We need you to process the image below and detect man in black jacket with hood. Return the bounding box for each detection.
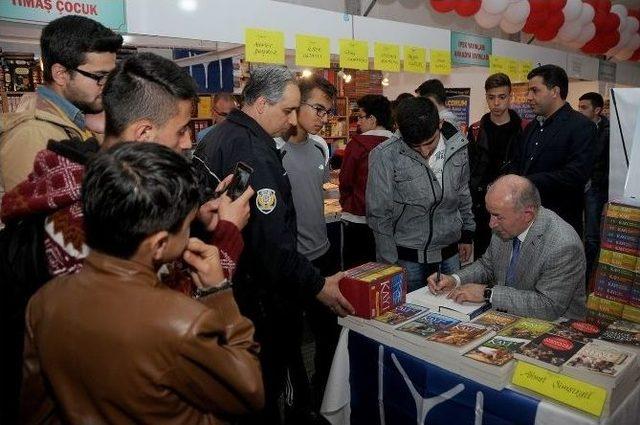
[579,91,610,282]
[468,73,524,257]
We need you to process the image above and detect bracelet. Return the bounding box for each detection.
[194,279,232,299]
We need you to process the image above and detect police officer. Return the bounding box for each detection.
[195,66,353,425]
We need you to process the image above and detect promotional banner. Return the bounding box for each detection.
[451,31,491,67]
[445,87,470,135]
[348,332,539,425]
[511,82,536,121]
[0,0,126,30]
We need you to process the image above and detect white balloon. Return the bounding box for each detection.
[626,17,640,35]
[628,33,640,51]
[500,18,526,33]
[607,31,630,57]
[575,22,596,46]
[557,19,583,42]
[482,0,510,16]
[503,0,530,24]
[615,48,634,61]
[611,5,628,34]
[579,3,595,25]
[563,0,583,22]
[474,7,503,29]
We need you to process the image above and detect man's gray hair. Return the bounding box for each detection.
[514,179,541,211]
[242,66,296,105]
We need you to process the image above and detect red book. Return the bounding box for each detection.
[339,262,407,319]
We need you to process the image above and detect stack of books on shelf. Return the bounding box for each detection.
[588,202,640,325]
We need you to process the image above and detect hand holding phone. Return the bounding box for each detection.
[224,162,254,201]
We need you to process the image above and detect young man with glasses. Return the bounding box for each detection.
[0,15,122,193]
[339,94,393,269]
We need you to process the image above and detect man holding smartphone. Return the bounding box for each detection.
[196,66,353,425]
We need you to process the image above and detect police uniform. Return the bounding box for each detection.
[195,109,325,423]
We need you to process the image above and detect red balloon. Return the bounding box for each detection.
[523,10,548,33]
[596,0,611,13]
[581,39,607,54]
[547,11,565,29]
[529,0,547,12]
[593,11,607,29]
[549,0,567,12]
[603,13,620,33]
[535,26,560,41]
[430,0,456,13]
[630,47,640,61]
[601,31,620,50]
[455,0,481,17]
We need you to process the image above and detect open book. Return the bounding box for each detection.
[406,287,490,321]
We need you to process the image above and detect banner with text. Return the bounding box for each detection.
[451,32,491,67]
[445,87,470,135]
[0,0,126,30]
[245,28,285,65]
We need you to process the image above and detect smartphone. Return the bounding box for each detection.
[225,161,254,200]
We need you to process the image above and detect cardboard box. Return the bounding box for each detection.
[339,262,406,319]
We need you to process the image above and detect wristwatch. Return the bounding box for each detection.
[194,279,232,299]
[483,286,492,303]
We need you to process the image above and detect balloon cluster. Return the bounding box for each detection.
[429,0,640,61]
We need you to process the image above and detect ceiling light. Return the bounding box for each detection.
[179,0,197,12]
[302,69,313,78]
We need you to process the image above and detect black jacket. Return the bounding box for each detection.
[194,110,324,306]
[509,102,596,233]
[591,115,610,193]
[467,109,523,209]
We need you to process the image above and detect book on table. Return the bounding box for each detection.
[552,319,605,343]
[397,312,460,339]
[498,317,555,340]
[600,319,640,346]
[464,334,530,367]
[471,310,519,332]
[514,333,585,372]
[373,303,429,328]
[427,322,494,354]
[406,287,490,321]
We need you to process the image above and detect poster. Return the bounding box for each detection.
[511,82,535,122]
[445,87,470,135]
[451,32,491,67]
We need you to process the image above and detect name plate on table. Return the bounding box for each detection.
[511,361,607,417]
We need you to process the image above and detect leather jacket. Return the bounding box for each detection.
[21,251,264,424]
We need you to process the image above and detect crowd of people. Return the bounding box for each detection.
[0,15,609,425]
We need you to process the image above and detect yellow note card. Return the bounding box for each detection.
[429,49,451,75]
[519,60,533,82]
[512,361,607,417]
[340,39,369,70]
[296,34,330,68]
[374,42,400,72]
[403,45,427,74]
[245,28,285,65]
[489,55,507,75]
[506,58,519,81]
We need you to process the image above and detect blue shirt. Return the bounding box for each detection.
[36,86,86,130]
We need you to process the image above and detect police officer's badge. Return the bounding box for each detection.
[256,188,277,214]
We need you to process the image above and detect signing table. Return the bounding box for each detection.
[320,318,640,425]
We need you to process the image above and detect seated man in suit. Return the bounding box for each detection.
[427,174,586,320]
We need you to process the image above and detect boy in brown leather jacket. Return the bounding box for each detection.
[21,142,264,425]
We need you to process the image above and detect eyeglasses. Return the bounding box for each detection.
[73,68,109,85]
[302,102,334,118]
[355,114,370,120]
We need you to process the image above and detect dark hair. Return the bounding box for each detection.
[395,96,439,146]
[415,79,446,105]
[298,75,337,103]
[40,16,123,83]
[102,52,198,137]
[527,64,569,100]
[579,92,604,109]
[357,94,393,131]
[213,92,236,105]
[485,73,512,92]
[395,93,414,103]
[82,142,200,259]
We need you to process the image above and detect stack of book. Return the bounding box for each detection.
[405,287,491,321]
[589,202,640,324]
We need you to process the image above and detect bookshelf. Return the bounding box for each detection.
[1,51,42,113]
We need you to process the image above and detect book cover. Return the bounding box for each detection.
[397,312,460,338]
[339,262,406,318]
[553,319,605,343]
[565,342,633,378]
[428,322,490,347]
[601,320,640,346]
[464,335,529,366]
[622,304,640,324]
[516,333,585,371]
[471,311,519,332]
[374,303,428,326]
[499,318,555,340]
[406,288,490,320]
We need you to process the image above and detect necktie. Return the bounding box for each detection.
[506,238,521,287]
